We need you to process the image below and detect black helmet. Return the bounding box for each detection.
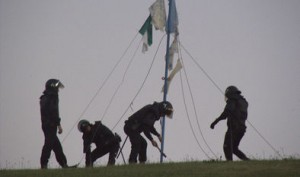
[225,86,241,98]
[78,119,90,133]
[45,79,64,91]
[159,101,174,118]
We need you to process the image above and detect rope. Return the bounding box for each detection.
[179,71,212,159]
[80,38,144,167]
[246,120,283,158]
[72,34,166,166]
[178,40,218,159]
[111,34,166,131]
[59,27,283,165]
[180,42,282,159]
[100,39,142,122]
[54,33,140,166]
[60,33,140,144]
[180,44,224,95]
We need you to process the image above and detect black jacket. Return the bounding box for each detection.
[216,93,248,130]
[82,121,115,154]
[40,90,61,127]
[125,102,161,141]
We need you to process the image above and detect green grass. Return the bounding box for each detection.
[1,159,300,177]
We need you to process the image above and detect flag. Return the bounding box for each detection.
[149,0,166,31]
[139,15,153,53]
[167,35,179,70]
[161,59,182,93]
[166,0,178,34]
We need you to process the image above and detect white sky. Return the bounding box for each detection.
[1,0,300,169]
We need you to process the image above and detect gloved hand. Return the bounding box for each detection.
[158,134,163,142]
[58,125,63,134]
[210,120,217,129]
[151,139,158,147]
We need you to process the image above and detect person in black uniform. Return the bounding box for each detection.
[78,120,121,167]
[40,79,68,169]
[124,101,173,164]
[210,86,250,161]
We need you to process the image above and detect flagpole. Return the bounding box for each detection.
[160,0,174,163]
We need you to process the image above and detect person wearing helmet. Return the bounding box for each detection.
[210,86,250,161]
[123,101,173,164]
[78,120,121,167]
[40,79,69,169]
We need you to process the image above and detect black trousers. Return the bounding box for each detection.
[223,128,249,161]
[124,124,147,163]
[40,125,67,168]
[86,141,120,167]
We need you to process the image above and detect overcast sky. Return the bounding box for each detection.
[1,0,300,169]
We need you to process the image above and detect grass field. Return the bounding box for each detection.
[1,159,299,177]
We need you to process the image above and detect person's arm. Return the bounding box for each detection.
[210,100,235,129]
[53,96,63,133]
[50,95,61,126]
[143,127,154,141]
[143,129,158,147]
[142,113,161,147]
[85,150,92,167]
[83,136,92,167]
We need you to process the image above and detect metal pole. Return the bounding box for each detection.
[160,0,173,163]
[117,136,128,159]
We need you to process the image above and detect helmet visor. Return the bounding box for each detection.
[165,108,174,119]
[56,81,65,89]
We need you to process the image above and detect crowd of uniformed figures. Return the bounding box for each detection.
[40,79,249,169]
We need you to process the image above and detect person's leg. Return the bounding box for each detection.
[223,130,233,161]
[128,134,141,164]
[232,129,249,160]
[108,142,120,165]
[40,139,52,168]
[138,136,147,163]
[89,147,108,166]
[52,135,68,167]
[40,126,55,168]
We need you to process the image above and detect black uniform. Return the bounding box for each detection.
[211,90,249,161]
[40,89,67,168]
[82,121,121,167]
[124,102,162,163]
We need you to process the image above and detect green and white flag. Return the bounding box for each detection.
[139,15,153,53]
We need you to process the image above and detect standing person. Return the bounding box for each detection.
[210,86,250,161]
[124,101,174,164]
[78,120,121,167]
[40,79,69,169]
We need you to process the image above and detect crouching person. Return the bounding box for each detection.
[78,120,121,167]
[124,101,173,164]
